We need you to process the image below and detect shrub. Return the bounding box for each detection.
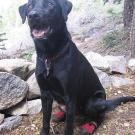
[0,16,6,50]
[102,30,123,47]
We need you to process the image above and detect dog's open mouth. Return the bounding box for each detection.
[32,26,51,39]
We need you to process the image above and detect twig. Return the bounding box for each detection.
[50,125,56,135]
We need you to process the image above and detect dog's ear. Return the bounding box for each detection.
[58,0,72,21]
[19,4,27,24]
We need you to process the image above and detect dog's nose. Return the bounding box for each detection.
[28,11,40,20]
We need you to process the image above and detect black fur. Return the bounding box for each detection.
[19,0,135,135]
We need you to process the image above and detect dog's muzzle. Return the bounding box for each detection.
[28,11,52,39]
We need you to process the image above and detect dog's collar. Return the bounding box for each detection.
[46,41,69,61]
[45,41,70,76]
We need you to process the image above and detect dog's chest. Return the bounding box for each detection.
[46,76,66,104]
[37,57,70,104]
[48,68,71,105]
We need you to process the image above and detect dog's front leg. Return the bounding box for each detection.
[40,90,53,135]
[65,97,76,135]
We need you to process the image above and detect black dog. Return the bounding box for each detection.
[19,0,135,135]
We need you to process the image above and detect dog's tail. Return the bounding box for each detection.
[94,96,135,112]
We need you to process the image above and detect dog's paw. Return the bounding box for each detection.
[80,122,97,135]
[51,111,66,123]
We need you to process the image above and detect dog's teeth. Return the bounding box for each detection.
[32,27,50,38]
[32,30,45,38]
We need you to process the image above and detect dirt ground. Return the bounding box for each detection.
[1,83,135,135]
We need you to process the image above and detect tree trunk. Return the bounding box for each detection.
[123,0,134,29]
[130,9,135,57]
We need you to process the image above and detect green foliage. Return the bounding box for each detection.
[22,49,35,61]
[107,7,122,19]
[107,8,115,14]
[23,53,33,61]
[102,30,123,47]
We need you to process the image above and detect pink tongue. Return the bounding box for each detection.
[32,30,45,38]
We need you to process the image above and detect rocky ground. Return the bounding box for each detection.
[1,84,135,135]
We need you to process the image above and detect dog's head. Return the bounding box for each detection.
[19,0,72,40]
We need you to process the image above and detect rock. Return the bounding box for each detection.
[27,73,41,99]
[27,99,42,115]
[0,72,28,110]
[128,59,135,72]
[9,101,28,116]
[9,99,42,115]
[0,114,4,124]
[94,68,111,88]
[31,52,37,63]
[111,76,135,88]
[104,55,127,74]
[118,90,122,94]
[118,108,123,113]
[27,64,36,78]
[0,116,22,133]
[85,52,109,71]
[0,48,33,60]
[0,59,35,80]
[103,125,107,129]
[123,122,130,127]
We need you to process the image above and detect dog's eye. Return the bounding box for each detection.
[28,4,33,10]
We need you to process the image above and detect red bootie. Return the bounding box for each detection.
[52,111,66,123]
[80,122,97,134]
